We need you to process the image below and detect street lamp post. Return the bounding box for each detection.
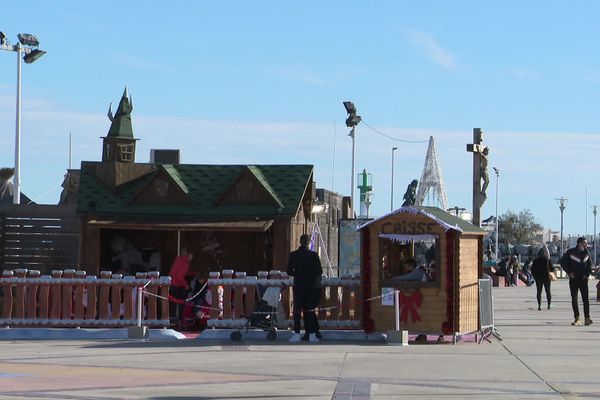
[493,167,499,259]
[556,197,568,256]
[391,147,397,211]
[592,205,598,265]
[0,32,46,204]
[343,102,361,217]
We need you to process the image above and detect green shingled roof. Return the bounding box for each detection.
[413,206,485,234]
[77,163,313,219]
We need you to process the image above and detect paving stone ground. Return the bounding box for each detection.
[1,279,599,399]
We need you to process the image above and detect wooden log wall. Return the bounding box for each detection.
[0,269,170,327]
[0,204,80,272]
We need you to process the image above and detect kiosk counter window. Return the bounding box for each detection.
[379,233,440,289]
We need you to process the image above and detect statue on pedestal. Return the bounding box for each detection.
[479,147,489,206]
[402,179,419,207]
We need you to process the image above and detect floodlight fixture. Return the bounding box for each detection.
[23,49,46,64]
[0,31,46,204]
[17,33,39,47]
[345,114,362,127]
[343,101,357,115]
[343,101,361,127]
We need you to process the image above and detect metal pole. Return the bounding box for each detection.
[494,168,499,259]
[592,205,598,265]
[13,44,22,204]
[394,289,400,331]
[391,147,397,211]
[560,209,564,256]
[586,188,588,240]
[69,132,72,170]
[350,126,356,217]
[137,286,143,327]
[557,197,568,257]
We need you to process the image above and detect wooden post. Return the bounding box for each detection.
[135,273,147,322]
[110,274,123,321]
[123,276,135,321]
[222,270,234,320]
[85,275,98,321]
[61,269,76,320]
[26,270,40,319]
[341,275,352,322]
[318,285,328,322]
[147,271,160,321]
[74,270,87,321]
[233,272,246,319]
[1,270,14,320]
[158,276,170,323]
[98,271,112,321]
[279,272,291,323]
[50,270,63,320]
[14,269,27,319]
[329,278,340,322]
[245,276,258,317]
[208,272,220,320]
[38,274,50,320]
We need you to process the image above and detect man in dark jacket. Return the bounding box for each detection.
[560,237,593,326]
[287,234,323,343]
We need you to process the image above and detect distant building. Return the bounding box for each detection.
[312,188,348,275]
[535,228,558,244]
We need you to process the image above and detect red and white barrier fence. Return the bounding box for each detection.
[0,269,170,327]
[206,270,362,329]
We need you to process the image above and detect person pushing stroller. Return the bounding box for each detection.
[287,234,322,343]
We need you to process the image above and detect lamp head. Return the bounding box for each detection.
[23,49,46,64]
[345,114,362,127]
[17,33,40,47]
[343,101,357,115]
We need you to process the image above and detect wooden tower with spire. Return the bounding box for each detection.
[102,87,138,163]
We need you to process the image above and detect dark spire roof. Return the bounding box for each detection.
[106,87,134,139]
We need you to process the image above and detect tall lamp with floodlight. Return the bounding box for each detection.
[592,205,598,265]
[343,101,361,217]
[391,147,397,211]
[493,167,499,259]
[556,197,568,257]
[0,31,46,204]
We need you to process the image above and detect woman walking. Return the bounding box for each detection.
[531,247,554,310]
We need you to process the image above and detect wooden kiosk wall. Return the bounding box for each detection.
[361,210,483,336]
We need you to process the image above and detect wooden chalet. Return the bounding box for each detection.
[358,206,486,337]
[77,89,315,276]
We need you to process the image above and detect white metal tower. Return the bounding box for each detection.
[415,136,449,210]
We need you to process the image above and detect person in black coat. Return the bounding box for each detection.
[531,247,553,310]
[287,234,323,343]
[560,237,593,326]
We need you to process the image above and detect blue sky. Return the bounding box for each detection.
[1,1,599,236]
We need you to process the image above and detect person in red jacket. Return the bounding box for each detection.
[168,248,194,325]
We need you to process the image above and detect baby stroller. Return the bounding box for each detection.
[230,285,283,341]
[180,277,210,331]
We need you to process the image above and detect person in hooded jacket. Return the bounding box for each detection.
[531,247,554,310]
[560,237,593,326]
[287,234,323,343]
